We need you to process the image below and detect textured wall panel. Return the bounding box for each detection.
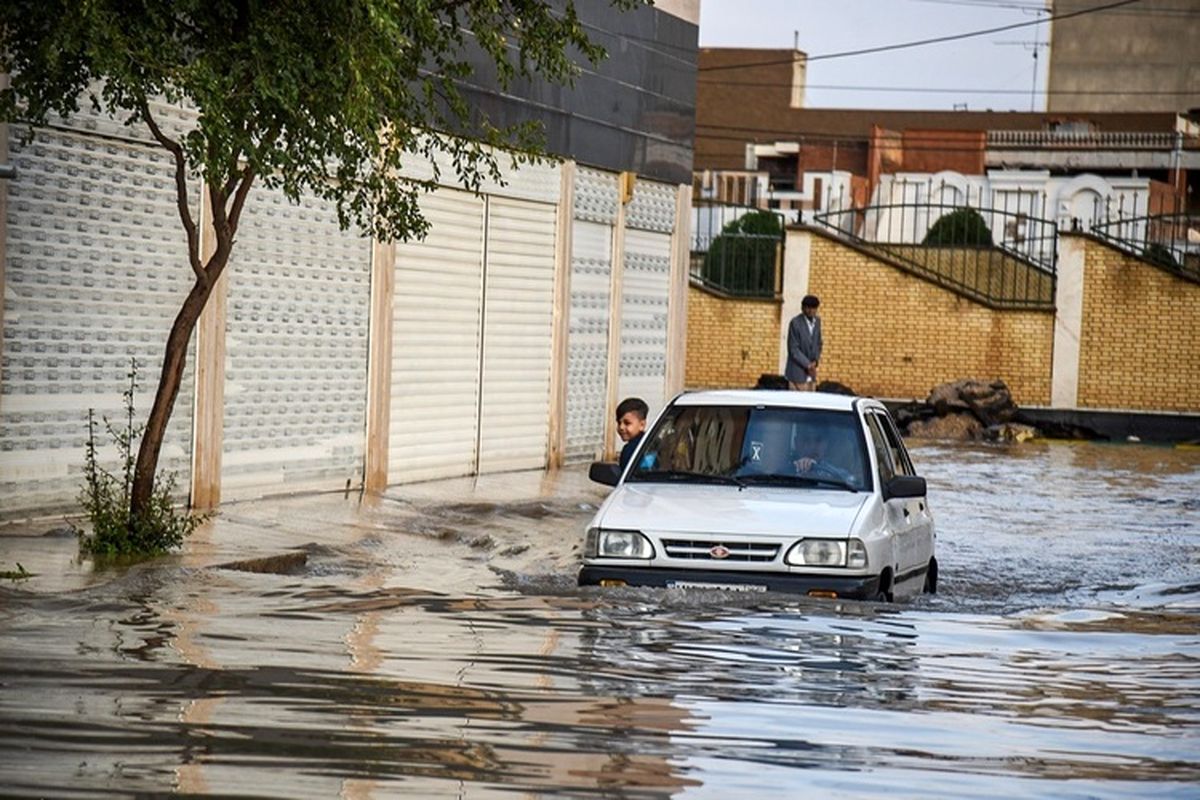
[477,198,557,473]
[574,167,620,225]
[618,228,673,419]
[389,189,486,483]
[399,139,561,205]
[564,220,614,461]
[221,190,372,496]
[626,178,677,233]
[1,127,196,518]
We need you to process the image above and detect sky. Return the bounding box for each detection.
[698,0,1055,112]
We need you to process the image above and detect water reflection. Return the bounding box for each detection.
[0,441,1197,797]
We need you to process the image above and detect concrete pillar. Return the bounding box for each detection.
[363,239,396,493]
[546,160,575,470]
[777,227,813,375]
[664,183,692,399]
[1051,233,1086,409]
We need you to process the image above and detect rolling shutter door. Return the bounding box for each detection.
[565,168,619,461]
[221,190,372,497]
[389,189,485,483]
[1,126,196,517]
[477,198,557,473]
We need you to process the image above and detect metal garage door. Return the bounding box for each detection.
[221,189,372,497]
[1,122,197,518]
[477,197,557,473]
[565,167,620,461]
[388,189,486,483]
[618,181,677,418]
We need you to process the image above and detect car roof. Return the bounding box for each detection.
[671,390,882,412]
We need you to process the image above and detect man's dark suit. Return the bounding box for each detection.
[784,313,822,385]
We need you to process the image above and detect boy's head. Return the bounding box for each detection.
[615,397,649,442]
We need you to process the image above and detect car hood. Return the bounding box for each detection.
[596,483,869,539]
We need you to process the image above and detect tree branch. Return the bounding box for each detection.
[138,97,206,286]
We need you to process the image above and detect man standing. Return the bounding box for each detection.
[785,294,822,391]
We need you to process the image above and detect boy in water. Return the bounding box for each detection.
[615,397,649,469]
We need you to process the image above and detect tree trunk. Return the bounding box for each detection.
[128,267,222,520]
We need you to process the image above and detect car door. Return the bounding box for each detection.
[865,411,921,577]
[880,412,934,575]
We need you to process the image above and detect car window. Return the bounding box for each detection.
[880,413,916,476]
[864,414,896,486]
[629,404,871,491]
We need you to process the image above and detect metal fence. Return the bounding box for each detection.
[1089,209,1200,285]
[812,190,1058,309]
[690,201,785,298]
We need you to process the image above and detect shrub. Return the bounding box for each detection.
[1144,242,1179,269]
[923,207,993,247]
[702,210,782,295]
[74,361,206,559]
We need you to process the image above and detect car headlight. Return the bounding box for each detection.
[586,528,654,559]
[785,538,868,568]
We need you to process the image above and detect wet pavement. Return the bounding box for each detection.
[1,440,1198,798]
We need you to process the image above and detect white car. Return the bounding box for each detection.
[579,390,937,601]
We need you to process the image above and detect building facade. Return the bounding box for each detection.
[0,2,700,521]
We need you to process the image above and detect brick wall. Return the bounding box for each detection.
[1077,240,1200,412]
[685,286,781,389]
[805,235,1055,404]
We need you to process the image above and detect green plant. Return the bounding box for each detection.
[923,207,993,247]
[702,210,782,295]
[1143,242,1179,269]
[74,361,206,559]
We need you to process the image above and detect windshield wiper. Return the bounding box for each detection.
[737,473,859,492]
[632,469,746,488]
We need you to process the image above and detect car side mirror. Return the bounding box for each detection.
[884,475,927,499]
[589,461,622,487]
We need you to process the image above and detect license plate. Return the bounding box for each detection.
[668,581,767,593]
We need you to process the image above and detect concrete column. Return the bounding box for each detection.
[777,227,813,375]
[1051,233,1086,409]
[190,186,225,509]
[546,160,575,470]
[602,175,629,460]
[363,239,396,492]
[664,183,692,398]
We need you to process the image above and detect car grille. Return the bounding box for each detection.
[661,539,780,563]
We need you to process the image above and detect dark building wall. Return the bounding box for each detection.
[460,2,698,185]
[1048,0,1200,114]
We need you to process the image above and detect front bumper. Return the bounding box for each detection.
[578,564,882,599]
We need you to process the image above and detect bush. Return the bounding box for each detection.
[923,207,993,247]
[74,360,207,559]
[1144,242,1179,269]
[702,210,782,295]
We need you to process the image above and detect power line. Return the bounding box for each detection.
[698,0,1144,72]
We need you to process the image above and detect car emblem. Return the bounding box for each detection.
[709,544,731,559]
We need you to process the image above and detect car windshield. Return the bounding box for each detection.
[627,404,871,492]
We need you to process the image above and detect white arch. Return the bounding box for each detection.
[929,170,971,205]
[1055,173,1112,230]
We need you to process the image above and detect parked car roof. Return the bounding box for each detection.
[673,390,870,412]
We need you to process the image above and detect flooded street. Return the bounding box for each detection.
[1,441,1198,798]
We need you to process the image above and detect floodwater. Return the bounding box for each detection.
[1,441,1198,799]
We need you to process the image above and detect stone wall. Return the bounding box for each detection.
[685,285,780,389]
[1076,239,1200,412]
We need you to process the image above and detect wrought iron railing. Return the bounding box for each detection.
[812,197,1058,308]
[1090,212,1200,283]
[690,201,784,298]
